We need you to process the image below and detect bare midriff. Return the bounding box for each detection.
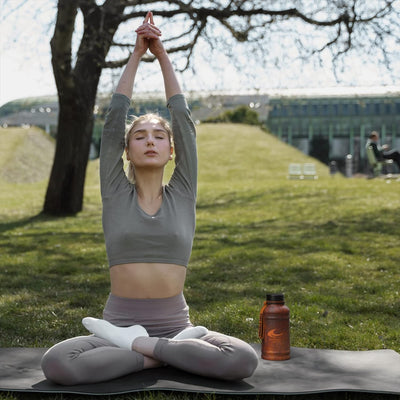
[110,262,186,299]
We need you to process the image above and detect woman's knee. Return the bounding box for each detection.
[224,343,259,380]
[41,346,81,385]
[203,333,259,380]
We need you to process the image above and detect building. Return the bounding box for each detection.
[3,87,400,173]
[189,92,269,123]
[0,101,58,135]
[265,86,400,173]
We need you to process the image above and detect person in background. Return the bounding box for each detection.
[366,131,400,170]
[40,11,258,385]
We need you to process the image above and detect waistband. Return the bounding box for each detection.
[103,292,192,337]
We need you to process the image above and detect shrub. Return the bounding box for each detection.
[205,105,259,125]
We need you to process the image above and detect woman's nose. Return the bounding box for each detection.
[146,136,154,145]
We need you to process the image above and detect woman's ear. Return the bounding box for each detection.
[125,147,130,161]
[169,146,174,160]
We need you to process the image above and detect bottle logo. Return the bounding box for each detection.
[267,328,286,339]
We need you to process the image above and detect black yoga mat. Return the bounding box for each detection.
[1,345,399,395]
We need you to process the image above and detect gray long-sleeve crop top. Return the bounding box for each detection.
[100,93,197,268]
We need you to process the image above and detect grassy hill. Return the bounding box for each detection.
[0,124,399,400]
[0,127,56,219]
[0,123,330,218]
[0,126,55,183]
[196,123,330,188]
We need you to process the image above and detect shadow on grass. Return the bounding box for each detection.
[195,205,400,255]
[0,212,109,345]
[197,190,269,211]
[1,200,399,347]
[0,213,45,234]
[189,206,400,317]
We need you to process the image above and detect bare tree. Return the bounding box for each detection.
[41,0,399,215]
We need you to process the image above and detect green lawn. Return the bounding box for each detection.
[0,125,399,400]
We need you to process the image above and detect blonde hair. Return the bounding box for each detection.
[125,113,173,184]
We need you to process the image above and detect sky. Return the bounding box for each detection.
[1,0,400,107]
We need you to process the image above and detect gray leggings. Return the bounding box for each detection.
[41,293,258,385]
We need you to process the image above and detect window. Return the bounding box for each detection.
[312,104,319,116]
[270,105,279,117]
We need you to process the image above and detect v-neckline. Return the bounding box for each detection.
[135,186,164,218]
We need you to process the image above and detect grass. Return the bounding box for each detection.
[0,125,399,400]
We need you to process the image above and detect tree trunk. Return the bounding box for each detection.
[43,89,95,215]
[43,0,124,215]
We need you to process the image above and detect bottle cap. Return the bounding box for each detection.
[266,293,284,301]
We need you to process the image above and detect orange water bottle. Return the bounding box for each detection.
[258,293,290,360]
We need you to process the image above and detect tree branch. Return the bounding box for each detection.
[102,1,400,76]
[50,0,79,94]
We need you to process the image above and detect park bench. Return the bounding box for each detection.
[366,145,393,177]
[303,163,318,180]
[288,163,318,180]
[288,163,303,179]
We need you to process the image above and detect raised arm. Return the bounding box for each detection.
[115,12,161,98]
[136,12,181,100]
[100,13,161,197]
[134,14,196,195]
[156,50,182,100]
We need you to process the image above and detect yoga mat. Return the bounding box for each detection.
[0,345,399,395]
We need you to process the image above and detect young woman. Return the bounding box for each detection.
[41,12,258,385]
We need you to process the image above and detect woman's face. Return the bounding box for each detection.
[126,119,173,170]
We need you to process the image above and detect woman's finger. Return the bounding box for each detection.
[136,24,161,33]
[136,24,161,36]
[138,32,161,41]
[143,11,151,23]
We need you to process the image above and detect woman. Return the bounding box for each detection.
[41,12,258,385]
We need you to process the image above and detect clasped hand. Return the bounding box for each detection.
[134,11,164,58]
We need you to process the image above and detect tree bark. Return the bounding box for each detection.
[43,0,123,215]
[43,88,95,215]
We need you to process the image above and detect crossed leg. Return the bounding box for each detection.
[82,318,258,381]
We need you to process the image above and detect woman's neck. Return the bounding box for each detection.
[134,171,164,201]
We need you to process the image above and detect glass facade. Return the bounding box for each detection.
[266,94,400,173]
